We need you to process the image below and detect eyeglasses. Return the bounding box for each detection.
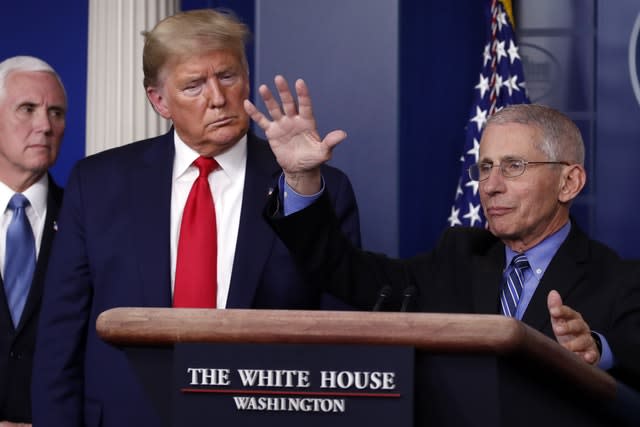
[468,158,570,181]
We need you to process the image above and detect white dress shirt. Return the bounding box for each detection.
[0,174,49,275]
[170,131,247,308]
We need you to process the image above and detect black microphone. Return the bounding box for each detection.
[400,286,418,312]
[372,285,392,311]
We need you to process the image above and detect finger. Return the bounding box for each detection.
[581,349,599,364]
[243,99,272,131]
[546,290,563,316]
[274,75,298,117]
[296,78,315,120]
[323,130,348,149]
[258,83,284,120]
[554,314,588,336]
[559,332,596,353]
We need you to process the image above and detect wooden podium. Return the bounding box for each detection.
[97,308,626,426]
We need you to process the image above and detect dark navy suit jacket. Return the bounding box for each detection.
[32,131,360,427]
[267,191,640,391]
[0,176,62,423]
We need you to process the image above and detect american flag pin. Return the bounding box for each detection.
[267,187,274,196]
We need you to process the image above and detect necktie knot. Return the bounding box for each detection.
[511,254,530,272]
[194,156,218,178]
[8,193,30,211]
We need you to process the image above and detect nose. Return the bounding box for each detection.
[481,165,505,195]
[33,108,53,134]
[206,79,226,108]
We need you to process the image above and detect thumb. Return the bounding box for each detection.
[547,290,562,317]
[323,130,348,149]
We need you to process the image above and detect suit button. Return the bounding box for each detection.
[9,351,22,359]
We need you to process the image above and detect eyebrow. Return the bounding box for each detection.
[479,155,522,163]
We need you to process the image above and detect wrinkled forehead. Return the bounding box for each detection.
[4,70,66,104]
[156,49,247,85]
[479,122,543,162]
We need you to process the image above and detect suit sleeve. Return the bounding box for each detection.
[266,189,411,310]
[32,164,92,427]
[323,167,362,248]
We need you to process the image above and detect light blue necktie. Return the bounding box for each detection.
[4,194,36,327]
[500,254,530,317]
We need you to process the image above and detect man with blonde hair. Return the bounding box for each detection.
[33,9,359,427]
[0,55,66,427]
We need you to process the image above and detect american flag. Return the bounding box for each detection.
[447,0,530,228]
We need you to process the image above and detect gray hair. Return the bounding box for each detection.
[0,56,67,104]
[486,104,585,165]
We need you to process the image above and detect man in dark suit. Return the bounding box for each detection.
[244,79,639,389]
[0,56,66,426]
[32,9,359,427]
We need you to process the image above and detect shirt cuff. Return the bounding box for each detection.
[279,173,325,216]
[594,331,615,371]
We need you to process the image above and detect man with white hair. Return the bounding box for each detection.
[0,56,66,426]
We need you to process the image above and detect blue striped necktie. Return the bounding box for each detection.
[4,194,36,327]
[500,254,530,317]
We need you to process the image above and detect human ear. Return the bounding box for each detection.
[146,86,171,119]
[558,164,586,203]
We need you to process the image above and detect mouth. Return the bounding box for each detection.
[208,116,234,128]
[485,206,512,217]
[27,144,52,150]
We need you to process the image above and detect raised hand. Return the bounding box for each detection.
[244,75,347,194]
[547,290,600,365]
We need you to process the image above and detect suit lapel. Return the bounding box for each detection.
[522,225,588,331]
[470,240,505,314]
[226,133,281,308]
[0,176,62,333]
[129,131,175,307]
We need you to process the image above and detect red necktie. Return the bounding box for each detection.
[174,156,218,308]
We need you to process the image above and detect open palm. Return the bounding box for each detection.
[244,75,346,174]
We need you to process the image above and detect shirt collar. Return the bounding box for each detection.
[504,221,572,278]
[172,130,247,182]
[0,174,48,219]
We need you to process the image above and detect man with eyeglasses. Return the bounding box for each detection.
[243,83,639,391]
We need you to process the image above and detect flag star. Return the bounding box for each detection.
[504,74,521,96]
[492,73,504,98]
[465,177,479,195]
[519,80,527,91]
[507,40,520,63]
[470,106,488,132]
[497,11,508,31]
[447,206,462,227]
[495,40,507,63]
[483,43,491,66]
[463,202,483,227]
[466,138,480,163]
[475,74,490,99]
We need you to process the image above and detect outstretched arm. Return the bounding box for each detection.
[547,290,600,365]
[244,75,347,195]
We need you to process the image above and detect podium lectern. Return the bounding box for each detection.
[97,308,627,426]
